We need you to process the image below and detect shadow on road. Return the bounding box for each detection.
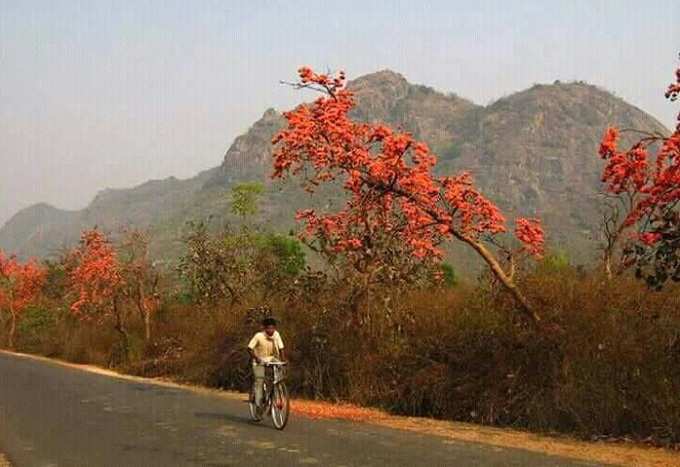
[130,384,184,396]
[194,411,261,427]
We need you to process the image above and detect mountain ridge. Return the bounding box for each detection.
[1,70,669,265]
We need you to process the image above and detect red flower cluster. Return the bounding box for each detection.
[69,229,123,317]
[599,63,680,229]
[0,251,45,315]
[514,218,545,257]
[639,232,662,246]
[598,128,650,198]
[273,67,545,264]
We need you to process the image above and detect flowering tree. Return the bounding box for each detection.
[0,251,46,348]
[68,229,128,358]
[598,57,680,287]
[272,67,545,323]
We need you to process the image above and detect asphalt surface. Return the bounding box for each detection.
[0,352,604,467]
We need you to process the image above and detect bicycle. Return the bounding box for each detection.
[248,361,290,430]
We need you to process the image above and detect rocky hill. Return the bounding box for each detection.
[0,71,668,268]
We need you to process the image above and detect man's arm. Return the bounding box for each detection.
[247,347,262,364]
[247,335,261,364]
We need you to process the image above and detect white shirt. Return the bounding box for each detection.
[248,331,284,361]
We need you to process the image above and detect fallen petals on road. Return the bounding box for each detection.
[292,400,389,422]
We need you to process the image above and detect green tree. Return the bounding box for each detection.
[230,182,264,220]
[541,250,571,273]
[438,141,462,161]
[178,222,306,306]
[439,262,458,287]
[262,234,306,276]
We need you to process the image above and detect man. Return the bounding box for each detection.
[247,317,285,411]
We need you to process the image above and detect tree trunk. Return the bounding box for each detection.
[136,282,151,342]
[394,186,541,324]
[604,251,613,280]
[349,285,367,327]
[458,234,542,324]
[8,306,16,349]
[137,293,146,322]
[112,296,129,363]
[144,310,151,342]
[601,210,631,281]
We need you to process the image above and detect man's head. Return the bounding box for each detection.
[261,317,277,336]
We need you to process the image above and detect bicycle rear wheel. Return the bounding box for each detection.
[271,383,290,430]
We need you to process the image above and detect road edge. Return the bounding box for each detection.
[1,349,677,467]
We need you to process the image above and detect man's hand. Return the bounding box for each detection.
[247,348,261,364]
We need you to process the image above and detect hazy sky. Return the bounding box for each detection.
[1,0,678,227]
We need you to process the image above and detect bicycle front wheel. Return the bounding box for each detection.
[271,383,290,430]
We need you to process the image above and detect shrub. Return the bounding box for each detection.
[16,305,56,352]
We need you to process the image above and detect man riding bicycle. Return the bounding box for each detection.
[247,317,286,413]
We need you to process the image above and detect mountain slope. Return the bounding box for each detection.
[0,71,668,267]
[0,203,81,258]
[443,81,667,259]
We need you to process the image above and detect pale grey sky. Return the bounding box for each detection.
[1,0,678,226]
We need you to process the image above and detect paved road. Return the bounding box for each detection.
[0,352,603,467]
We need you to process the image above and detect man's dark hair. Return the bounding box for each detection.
[262,317,277,326]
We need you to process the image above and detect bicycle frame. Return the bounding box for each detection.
[267,362,286,385]
[262,363,286,401]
